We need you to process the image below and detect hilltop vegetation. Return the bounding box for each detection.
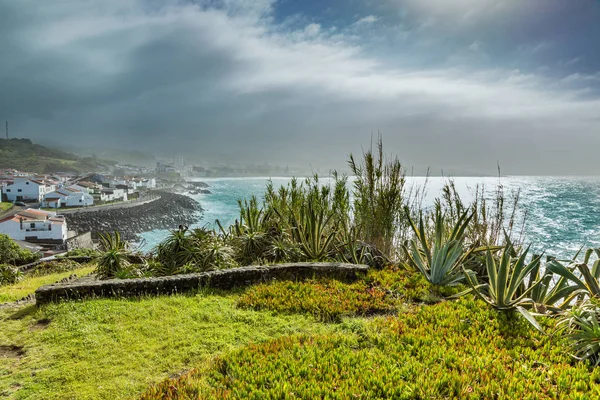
[0,138,114,173]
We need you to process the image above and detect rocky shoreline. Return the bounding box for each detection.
[65,191,202,241]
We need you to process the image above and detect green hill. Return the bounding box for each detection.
[0,138,114,173]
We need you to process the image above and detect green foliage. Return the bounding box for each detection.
[28,259,82,277]
[547,249,600,304]
[143,298,597,400]
[237,268,440,322]
[0,265,95,303]
[0,264,23,286]
[0,138,114,173]
[349,136,407,259]
[153,226,237,274]
[0,234,40,266]
[404,206,475,286]
[0,294,332,399]
[461,244,544,331]
[291,201,337,261]
[557,300,600,366]
[59,248,100,258]
[95,231,132,279]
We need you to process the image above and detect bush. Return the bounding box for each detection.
[59,248,100,258]
[0,233,40,266]
[28,259,83,277]
[0,263,23,285]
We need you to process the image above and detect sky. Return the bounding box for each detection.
[1,0,600,175]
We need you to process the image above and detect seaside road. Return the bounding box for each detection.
[56,194,161,214]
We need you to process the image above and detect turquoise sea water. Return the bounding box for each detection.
[139,176,600,260]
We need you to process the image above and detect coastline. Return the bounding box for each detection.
[64,191,202,242]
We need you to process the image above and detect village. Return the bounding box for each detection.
[0,168,158,258]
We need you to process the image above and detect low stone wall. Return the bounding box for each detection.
[35,262,369,305]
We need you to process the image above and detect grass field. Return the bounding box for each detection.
[1,267,599,399]
[0,266,95,303]
[0,202,13,212]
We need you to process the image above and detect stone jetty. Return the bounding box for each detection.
[64,191,201,241]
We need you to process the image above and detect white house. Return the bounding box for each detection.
[100,188,128,202]
[0,209,68,243]
[42,186,94,208]
[2,178,56,202]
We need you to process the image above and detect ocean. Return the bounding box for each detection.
[138,176,600,260]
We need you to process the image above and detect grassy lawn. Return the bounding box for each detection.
[1,267,599,399]
[0,266,96,303]
[0,202,13,212]
[0,294,333,399]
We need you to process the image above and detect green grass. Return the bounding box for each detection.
[2,267,600,399]
[0,292,334,399]
[0,266,95,303]
[0,202,13,212]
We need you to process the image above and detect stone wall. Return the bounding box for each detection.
[35,262,369,305]
[66,232,94,250]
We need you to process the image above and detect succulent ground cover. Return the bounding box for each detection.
[143,289,600,400]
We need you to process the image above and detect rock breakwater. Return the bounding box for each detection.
[65,191,201,241]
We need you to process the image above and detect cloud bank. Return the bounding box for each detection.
[1,0,599,174]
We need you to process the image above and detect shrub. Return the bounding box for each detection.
[349,136,408,259]
[96,231,132,279]
[28,259,82,277]
[0,263,23,285]
[461,244,544,331]
[558,299,600,366]
[0,233,40,266]
[403,206,475,286]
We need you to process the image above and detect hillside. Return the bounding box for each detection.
[0,138,114,173]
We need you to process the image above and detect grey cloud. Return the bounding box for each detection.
[1,0,599,175]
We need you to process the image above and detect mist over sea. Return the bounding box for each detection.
[139,176,600,260]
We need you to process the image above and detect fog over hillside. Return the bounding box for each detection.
[1,0,600,175]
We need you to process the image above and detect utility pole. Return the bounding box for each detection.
[5,121,7,140]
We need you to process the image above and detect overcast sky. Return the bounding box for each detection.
[2,0,600,174]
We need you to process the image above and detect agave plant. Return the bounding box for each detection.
[291,202,338,261]
[265,234,300,263]
[557,299,600,365]
[403,207,475,286]
[546,248,600,305]
[462,245,544,331]
[96,231,131,279]
[524,257,581,313]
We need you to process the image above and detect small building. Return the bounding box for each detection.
[1,177,56,202]
[100,188,128,202]
[42,186,94,208]
[0,209,68,244]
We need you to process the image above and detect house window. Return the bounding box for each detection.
[6,189,10,192]
[79,199,82,203]
[30,223,35,228]
[17,189,22,192]
[26,182,29,185]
